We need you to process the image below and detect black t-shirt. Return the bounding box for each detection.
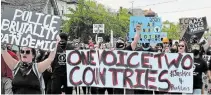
[136,47,154,52]
[51,44,75,76]
[193,57,208,89]
[123,44,154,52]
[51,47,66,76]
[124,45,133,51]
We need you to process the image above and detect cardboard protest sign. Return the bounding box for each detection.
[93,24,105,33]
[188,17,207,34]
[98,37,103,43]
[66,50,194,93]
[180,17,207,44]
[129,16,162,43]
[1,7,62,51]
[179,18,191,38]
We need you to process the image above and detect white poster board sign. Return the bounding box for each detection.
[93,24,104,33]
[98,37,103,43]
[66,50,194,93]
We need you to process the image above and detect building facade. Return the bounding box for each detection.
[56,0,78,20]
[1,0,60,15]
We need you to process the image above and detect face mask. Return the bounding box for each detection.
[59,40,67,49]
[116,43,125,49]
[191,44,200,56]
[19,62,33,76]
[192,49,200,56]
[171,49,177,53]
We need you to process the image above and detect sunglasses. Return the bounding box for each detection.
[163,42,168,44]
[178,45,185,47]
[20,50,31,54]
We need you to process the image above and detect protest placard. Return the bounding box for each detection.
[66,50,193,93]
[129,16,162,43]
[98,37,103,43]
[188,17,207,34]
[1,7,62,51]
[179,18,191,38]
[93,24,105,33]
[179,17,207,44]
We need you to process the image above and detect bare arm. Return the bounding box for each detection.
[37,36,60,73]
[208,70,211,81]
[1,47,18,70]
[37,50,57,73]
[131,24,142,51]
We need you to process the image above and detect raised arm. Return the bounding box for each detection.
[131,24,142,51]
[1,45,18,70]
[37,36,61,73]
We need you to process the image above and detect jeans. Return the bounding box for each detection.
[187,89,201,95]
[193,89,201,94]
[51,75,73,94]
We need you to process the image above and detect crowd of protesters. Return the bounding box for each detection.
[1,24,211,94]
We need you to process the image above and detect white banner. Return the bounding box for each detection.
[66,50,193,93]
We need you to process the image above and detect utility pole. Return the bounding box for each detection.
[130,1,134,15]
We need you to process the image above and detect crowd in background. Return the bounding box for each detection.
[2,24,211,94]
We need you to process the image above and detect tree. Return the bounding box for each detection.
[162,20,180,40]
[63,0,131,43]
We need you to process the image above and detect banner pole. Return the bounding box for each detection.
[110,30,113,47]
[77,86,79,95]
[124,88,126,95]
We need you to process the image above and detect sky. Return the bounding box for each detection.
[97,0,211,26]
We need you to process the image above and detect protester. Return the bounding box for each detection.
[113,24,142,94]
[36,50,52,94]
[51,33,73,94]
[1,45,19,94]
[207,47,211,81]
[178,40,188,53]
[1,36,60,94]
[73,45,90,95]
[98,42,113,94]
[162,37,171,53]
[170,44,178,53]
[156,43,163,52]
[190,43,208,94]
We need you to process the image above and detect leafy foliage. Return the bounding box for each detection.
[63,0,131,43]
[162,20,180,40]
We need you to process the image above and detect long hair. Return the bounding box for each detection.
[31,48,36,62]
[36,49,46,63]
[19,47,36,62]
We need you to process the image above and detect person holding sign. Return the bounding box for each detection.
[114,24,142,94]
[1,45,19,94]
[162,37,171,53]
[1,36,60,94]
[50,33,73,94]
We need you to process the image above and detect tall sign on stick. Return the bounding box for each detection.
[110,30,113,47]
[93,24,105,33]
[179,17,207,43]
[129,16,162,43]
